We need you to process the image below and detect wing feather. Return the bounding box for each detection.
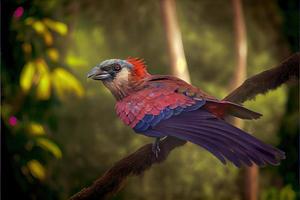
[148,109,285,167]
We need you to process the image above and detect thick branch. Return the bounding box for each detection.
[224,53,299,103]
[70,137,186,200]
[70,53,299,200]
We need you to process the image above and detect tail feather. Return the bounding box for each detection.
[226,103,262,119]
[205,100,262,120]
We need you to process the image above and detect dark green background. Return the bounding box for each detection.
[2,0,298,199]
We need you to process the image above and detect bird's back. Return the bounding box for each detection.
[115,74,260,129]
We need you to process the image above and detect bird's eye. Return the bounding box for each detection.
[113,64,122,72]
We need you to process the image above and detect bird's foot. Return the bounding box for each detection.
[152,138,161,158]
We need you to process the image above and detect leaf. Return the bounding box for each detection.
[32,20,47,34]
[47,48,59,62]
[28,122,45,136]
[36,75,51,100]
[43,18,68,36]
[43,31,53,46]
[36,138,62,159]
[27,160,46,181]
[51,67,84,100]
[20,62,35,93]
[35,59,51,100]
[65,55,88,68]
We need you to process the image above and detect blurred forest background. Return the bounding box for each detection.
[2,0,299,200]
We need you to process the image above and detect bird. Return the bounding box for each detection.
[87,58,285,167]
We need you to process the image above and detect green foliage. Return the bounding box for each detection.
[2,1,84,199]
[262,185,296,200]
[3,0,297,199]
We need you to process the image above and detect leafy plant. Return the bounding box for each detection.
[2,2,84,199]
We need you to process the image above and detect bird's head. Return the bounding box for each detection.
[87,58,149,99]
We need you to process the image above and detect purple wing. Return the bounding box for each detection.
[144,108,285,167]
[133,100,206,133]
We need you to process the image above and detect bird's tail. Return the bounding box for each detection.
[152,109,285,167]
[205,100,262,120]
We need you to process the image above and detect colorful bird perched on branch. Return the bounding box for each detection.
[87,58,285,167]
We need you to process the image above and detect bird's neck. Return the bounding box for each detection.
[103,76,148,101]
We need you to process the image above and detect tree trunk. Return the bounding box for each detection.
[231,1,258,200]
[160,0,191,83]
[159,1,190,199]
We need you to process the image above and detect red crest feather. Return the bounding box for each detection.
[126,57,149,78]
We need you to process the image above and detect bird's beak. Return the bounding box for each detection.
[87,67,111,80]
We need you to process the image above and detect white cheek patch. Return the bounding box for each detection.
[115,68,129,84]
[103,68,130,98]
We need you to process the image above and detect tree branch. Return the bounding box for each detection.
[70,53,299,200]
[223,53,299,103]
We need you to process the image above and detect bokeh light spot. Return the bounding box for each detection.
[13,7,24,19]
[9,116,18,126]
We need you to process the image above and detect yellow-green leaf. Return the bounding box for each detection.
[47,48,59,62]
[28,122,45,136]
[32,20,47,34]
[35,59,51,100]
[43,18,68,36]
[51,68,84,100]
[36,138,62,159]
[36,73,51,100]
[27,160,46,181]
[65,55,88,68]
[20,62,35,93]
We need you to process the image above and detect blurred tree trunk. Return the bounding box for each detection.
[160,0,191,83]
[231,0,258,200]
[159,1,190,199]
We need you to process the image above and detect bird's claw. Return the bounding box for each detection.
[152,138,161,158]
[152,144,160,158]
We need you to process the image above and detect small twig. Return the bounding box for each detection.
[70,53,299,200]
